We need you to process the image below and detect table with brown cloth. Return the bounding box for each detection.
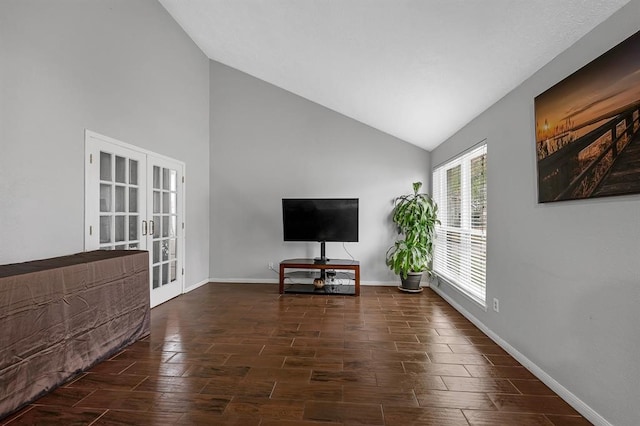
[0,250,150,419]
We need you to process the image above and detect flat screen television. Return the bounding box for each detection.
[282,198,359,263]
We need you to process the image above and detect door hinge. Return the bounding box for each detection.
[89,153,93,164]
[182,268,184,276]
[182,176,185,184]
[89,225,93,235]
[182,222,184,230]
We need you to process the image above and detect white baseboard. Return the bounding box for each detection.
[183,278,210,293]
[208,278,279,284]
[361,281,398,286]
[429,285,611,426]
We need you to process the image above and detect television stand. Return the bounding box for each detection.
[314,241,328,264]
[279,258,360,296]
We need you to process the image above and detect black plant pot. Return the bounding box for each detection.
[400,271,423,290]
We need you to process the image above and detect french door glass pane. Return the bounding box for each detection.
[100,216,111,243]
[100,184,111,212]
[129,188,138,212]
[129,159,138,185]
[170,170,177,191]
[153,216,161,238]
[115,156,126,183]
[153,166,160,189]
[162,168,170,190]
[115,216,125,242]
[162,240,169,261]
[169,216,177,237]
[153,191,161,214]
[162,216,169,238]
[153,266,160,289]
[162,192,170,214]
[115,186,125,212]
[100,152,111,181]
[169,193,177,214]
[162,263,169,285]
[129,216,138,240]
[170,261,177,282]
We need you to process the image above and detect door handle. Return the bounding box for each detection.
[142,220,148,236]
[149,220,155,236]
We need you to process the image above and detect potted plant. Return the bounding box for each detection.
[386,182,439,291]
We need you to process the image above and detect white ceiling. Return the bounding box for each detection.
[159,0,629,151]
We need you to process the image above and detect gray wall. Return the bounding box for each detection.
[431,2,640,425]
[210,61,430,283]
[0,0,211,289]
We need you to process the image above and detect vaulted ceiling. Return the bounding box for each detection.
[159,0,630,151]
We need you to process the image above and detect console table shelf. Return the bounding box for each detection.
[279,258,360,296]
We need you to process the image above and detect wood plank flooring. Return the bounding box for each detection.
[2,283,591,425]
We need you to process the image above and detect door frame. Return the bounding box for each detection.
[84,129,187,305]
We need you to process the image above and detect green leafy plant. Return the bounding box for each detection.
[386,182,440,279]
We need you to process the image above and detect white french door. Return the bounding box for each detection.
[147,158,183,307]
[85,131,185,307]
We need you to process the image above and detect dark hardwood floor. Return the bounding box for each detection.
[2,283,591,425]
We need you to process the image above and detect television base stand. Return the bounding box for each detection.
[279,258,360,296]
[285,283,356,295]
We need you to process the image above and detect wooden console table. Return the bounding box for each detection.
[279,258,360,296]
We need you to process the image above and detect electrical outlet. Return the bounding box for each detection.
[268,262,274,270]
[493,298,499,313]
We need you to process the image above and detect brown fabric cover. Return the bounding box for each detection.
[0,250,150,418]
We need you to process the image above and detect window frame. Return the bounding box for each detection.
[432,142,488,307]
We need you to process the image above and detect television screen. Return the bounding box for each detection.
[282,198,359,242]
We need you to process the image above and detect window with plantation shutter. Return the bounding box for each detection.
[432,143,487,305]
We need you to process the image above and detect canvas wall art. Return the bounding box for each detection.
[535,29,640,203]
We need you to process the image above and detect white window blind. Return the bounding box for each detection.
[432,143,487,305]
